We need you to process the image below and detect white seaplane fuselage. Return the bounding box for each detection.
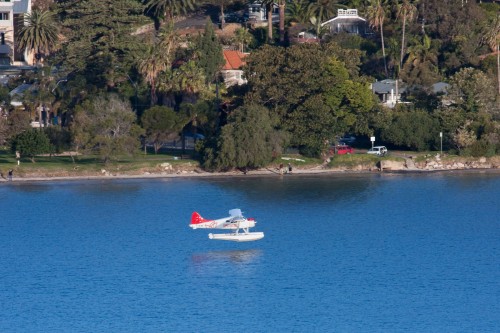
[189,216,256,230]
[189,209,264,242]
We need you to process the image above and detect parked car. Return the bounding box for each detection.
[367,146,388,156]
[331,145,354,155]
[339,135,356,144]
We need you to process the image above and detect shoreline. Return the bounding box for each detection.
[2,165,499,183]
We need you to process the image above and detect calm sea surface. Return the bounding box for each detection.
[0,172,499,332]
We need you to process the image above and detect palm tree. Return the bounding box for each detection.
[145,0,198,27]
[308,0,342,25]
[367,0,389,78]
[483,15,500,96]
[234,27,253,52]
[260,0,275,42]
[173,60,207,97]
[277,0,286,43]
[287,0,309,24]
[17,10,58,65]
[397,0,417,70]
[138,25,178,105]
[401,33,439,86]
[212,0,233,29]
[138,46,167,105]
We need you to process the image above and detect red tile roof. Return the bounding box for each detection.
[222,50,247,70]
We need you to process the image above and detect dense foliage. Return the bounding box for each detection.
[1,0,499,168]
[12,129,52,162]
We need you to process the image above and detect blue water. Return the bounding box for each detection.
[0,172,499,332]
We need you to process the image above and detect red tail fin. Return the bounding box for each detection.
[191,212,209,225]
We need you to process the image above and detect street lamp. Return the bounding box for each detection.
[51,79,67,94]
[439,132,443,155]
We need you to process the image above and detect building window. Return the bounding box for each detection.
[0,13,9,21]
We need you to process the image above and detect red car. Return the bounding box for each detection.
[333,145,354,155]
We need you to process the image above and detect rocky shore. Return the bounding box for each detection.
[1,155,499,183]
[376,155,500,172]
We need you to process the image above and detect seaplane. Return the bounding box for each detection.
[189,209,264,242]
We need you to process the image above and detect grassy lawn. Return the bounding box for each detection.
[0,149,200,177]
[328,152,405,169]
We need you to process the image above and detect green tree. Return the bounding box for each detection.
[17,9,59,65]
[145,0,197,26]
[448,67,497,114]
[400,34,440,87]
[44,126,72,154]
[141,24,181,105]
[422,0,487,75]
[57,0,145,89]
[380,109,439,151]
[0,117,6,146]
[287,0,310,24]
[244,43,373,156]
[482,15,500,96]
[367,0,389,77]
[234,27,254,52]
[197,19,225,85]
[213,104,286,171]
[6,110,31,142]
[141,106,185,153]
[138,45,167,105]
[308,0,342,24]
[397,0,417,70]
[71,94,142,163]
[12,129,52,162]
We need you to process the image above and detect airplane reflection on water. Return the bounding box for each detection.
[191,249,262,266]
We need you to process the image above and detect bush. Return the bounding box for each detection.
[11,129,52,162]
[469,139,497,157]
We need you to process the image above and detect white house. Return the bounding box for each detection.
[371,79,408,108]
[0,0,33,66]
[321,9,370,36]
[246,1,279,27]
[221,50,248,87]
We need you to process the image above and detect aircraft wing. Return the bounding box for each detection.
[229,209,243,218]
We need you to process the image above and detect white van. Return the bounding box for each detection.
[367,146,388,156]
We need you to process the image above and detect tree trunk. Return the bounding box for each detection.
[220,4,225,29]
[267,3,273,42]
[279,1,285,43]
[380,22,388,78]
[497,44,500,96]
[400,15,407,70]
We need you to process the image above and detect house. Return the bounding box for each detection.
[221,50,248,87]
[321,9,370,36]
[288,24,319,44]
[245,1,279,27]
[371,79,407,108]
[9,82,32,106]
[0,0,33,66]
[290,31,319,44]
[431,81,452,106]
[431,82,450,95]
